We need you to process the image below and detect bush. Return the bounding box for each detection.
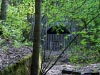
[68,46,100,65]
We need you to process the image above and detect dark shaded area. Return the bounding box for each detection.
[47,25,70,34]
[0,31,3,35]
[27,13,34,23]
[62,69,81,75]
[0,0,8,21]
[84,72,99,75]
[62,69,99,75]
[21,29,31,42]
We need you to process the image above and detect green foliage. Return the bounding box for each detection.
[68,46,100,65]
[13,40,22,48]
[80,39,87,45]
[0,0,34,47]
[2,46,8,53]
[0,39,6,46]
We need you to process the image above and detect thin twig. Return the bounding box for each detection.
[42,49,52,71]
[74,0,86,11]
[70,0,86,14]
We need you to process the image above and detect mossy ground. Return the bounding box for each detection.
[0,54,32,75]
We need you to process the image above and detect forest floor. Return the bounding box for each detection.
[0,38,100,75]
[0,38,32,70]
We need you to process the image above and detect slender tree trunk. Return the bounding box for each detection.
[30,0,41,75]
[0,0,8,21]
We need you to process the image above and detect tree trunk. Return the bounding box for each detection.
[30,0,41,75]
[0,0,8,21]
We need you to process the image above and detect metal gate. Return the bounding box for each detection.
[50,41,63,50]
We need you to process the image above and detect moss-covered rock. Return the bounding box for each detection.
[0,54,32,75]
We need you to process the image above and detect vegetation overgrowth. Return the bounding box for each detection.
[0,0,100,74]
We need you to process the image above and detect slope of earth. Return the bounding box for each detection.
[0,38,32,70]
